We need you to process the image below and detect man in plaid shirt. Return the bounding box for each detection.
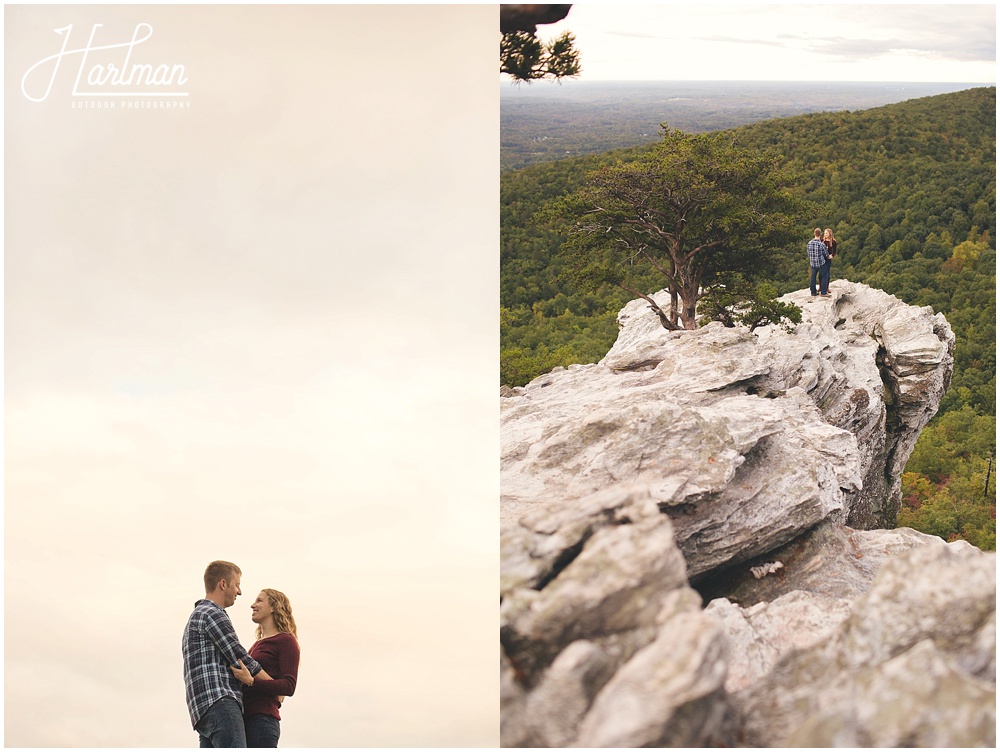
[183,561,269,747]
[807,227,831,297]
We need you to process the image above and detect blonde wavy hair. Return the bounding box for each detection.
[256,588,298,641]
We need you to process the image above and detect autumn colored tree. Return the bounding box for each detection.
[551,127,807,330]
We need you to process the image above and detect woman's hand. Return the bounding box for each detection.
[230,659,254,686]
[230,660,274,686]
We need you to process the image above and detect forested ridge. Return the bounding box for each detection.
[501,86,996,549]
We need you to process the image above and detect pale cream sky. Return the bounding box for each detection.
[5,4,498,747]
[534,3,996,82]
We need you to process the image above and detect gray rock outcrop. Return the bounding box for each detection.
[756,282,955,528]
[705,522,990,696]
[502,281,954,578]
[500,282,993,747]
[501,486,736,747]
[736,540,995,747]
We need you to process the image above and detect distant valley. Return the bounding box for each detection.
[501,81,981,171]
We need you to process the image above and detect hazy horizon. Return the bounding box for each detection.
[501,80,987,93]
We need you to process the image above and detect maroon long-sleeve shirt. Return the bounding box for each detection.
[242,632,300,720]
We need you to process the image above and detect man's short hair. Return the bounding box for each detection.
[814,227,823,237]
[204,560,241,593]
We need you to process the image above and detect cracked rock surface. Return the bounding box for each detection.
[501,486,735,747]
[500,283,992,748]
[502,280,954,576]
[736,541,995,747]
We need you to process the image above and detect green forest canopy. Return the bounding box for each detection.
[501,86,996,549]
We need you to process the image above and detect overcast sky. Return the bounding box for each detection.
[5,5,497,747]
[533,3,996,82]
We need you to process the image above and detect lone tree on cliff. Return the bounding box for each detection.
[552,127,806,330]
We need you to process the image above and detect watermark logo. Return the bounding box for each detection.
[21,23,190,105]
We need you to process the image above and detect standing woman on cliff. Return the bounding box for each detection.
[231,589,301,747]
[823,228,838,255]
[823,228,838,293]
[823,228,838,260]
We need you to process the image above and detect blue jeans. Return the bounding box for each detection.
[196,697,247,748]
[245,714,281,748]
[809,261,830,295]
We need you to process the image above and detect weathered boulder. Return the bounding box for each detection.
[501,280,953,579]
[500,486,685,681]
[757,280,955,527]
[499,283,979,748]
[502,327,861,580]
[698,519,960,606]
[704,589,853,694]
[500,486,734,747]
[736,542,996,747]
[702,521,982,694]
[504,514,996,747]
[573,609,733,747]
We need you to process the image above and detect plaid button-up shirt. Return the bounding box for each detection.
[807,238,829,268]
[182,599,262,728]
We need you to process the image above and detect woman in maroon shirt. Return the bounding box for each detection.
[231,589,301,747]
[823,227,838,258]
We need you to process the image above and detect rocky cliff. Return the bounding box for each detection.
[500,281,995,747]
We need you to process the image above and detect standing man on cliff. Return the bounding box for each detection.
[183,560,270,747]
[807,227,831,297]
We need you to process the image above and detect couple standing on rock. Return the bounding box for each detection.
[807,227,838,297]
